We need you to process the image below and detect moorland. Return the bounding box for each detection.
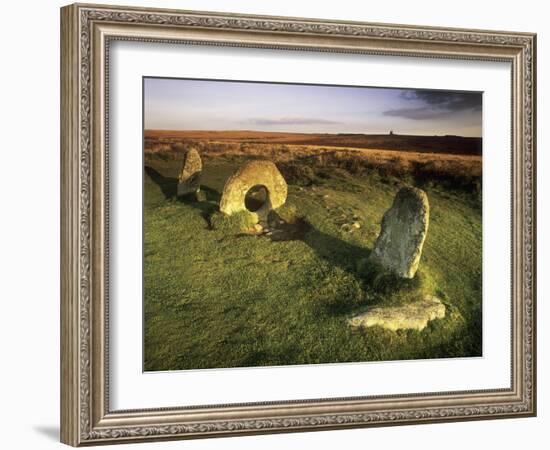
[143,130,482,371]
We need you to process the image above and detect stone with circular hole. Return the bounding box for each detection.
[219,160,287,222]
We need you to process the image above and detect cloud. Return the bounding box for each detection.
[249,117,341,126]
[383,89,482,120]
[383,106,456,120]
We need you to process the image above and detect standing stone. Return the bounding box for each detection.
[369,186,429,278]
[177,148,202,197]
[219,160,287,222]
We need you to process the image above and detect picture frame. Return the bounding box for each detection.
[60,2,537,446]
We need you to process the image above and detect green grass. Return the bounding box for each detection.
[143,156,482,371]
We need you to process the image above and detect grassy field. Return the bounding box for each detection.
[143,135,482,372]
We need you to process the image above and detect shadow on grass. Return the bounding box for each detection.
[144,165,176,198]
[298,223,374,315]
[300,222,437,316]
[145,165,221,222]
[302,225,370,274]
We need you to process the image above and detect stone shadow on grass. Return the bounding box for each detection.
[302,225,371,275]
[299,223,376,316]
[144,165,176,198]
[264,212,373,299]
[295,221,429,316]
[144,165,221,222]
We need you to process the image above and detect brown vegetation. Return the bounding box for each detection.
[145,129,482,156]
[144,130,482,194]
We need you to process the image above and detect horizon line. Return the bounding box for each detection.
[144,128,482,138]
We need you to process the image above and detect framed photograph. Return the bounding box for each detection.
[60,3,537,446]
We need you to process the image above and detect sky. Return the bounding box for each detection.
[144,77,482,137]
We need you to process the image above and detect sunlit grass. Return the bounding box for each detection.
[143,155,482,371]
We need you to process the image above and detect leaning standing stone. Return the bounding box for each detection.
[177,148,202,197]
[369,186,429,278]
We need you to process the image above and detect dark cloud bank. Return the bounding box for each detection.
[383,89,482,120]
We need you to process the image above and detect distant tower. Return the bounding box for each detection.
[389,129,394,135]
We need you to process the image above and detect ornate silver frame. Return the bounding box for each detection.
[60,3,536,446]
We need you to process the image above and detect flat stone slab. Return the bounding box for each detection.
[348,295,445,331]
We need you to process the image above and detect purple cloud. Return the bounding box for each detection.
[249,117,341,126]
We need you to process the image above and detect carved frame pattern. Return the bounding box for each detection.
[60,3,536,446]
